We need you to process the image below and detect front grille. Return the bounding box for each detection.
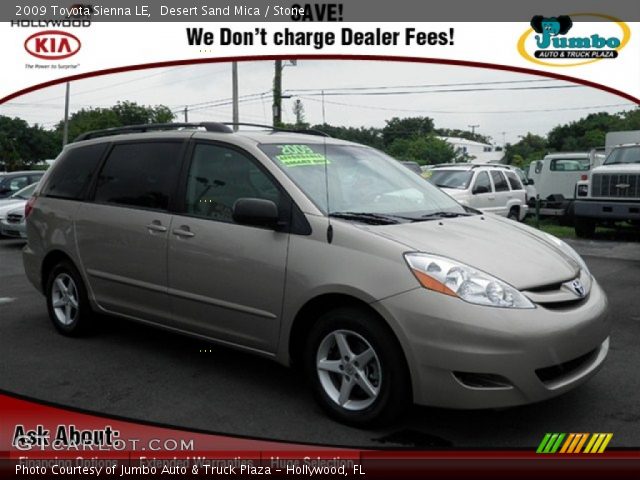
[6,213,22,224]
[535,349,598,385]
[591,173,640,198]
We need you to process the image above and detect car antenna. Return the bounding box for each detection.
[323,134,333,244]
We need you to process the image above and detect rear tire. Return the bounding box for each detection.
[304,307,411,427]
[574,217,596,238]
[46,260,93,336]
[507,207,520,221]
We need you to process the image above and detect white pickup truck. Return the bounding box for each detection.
[574,131,640,238]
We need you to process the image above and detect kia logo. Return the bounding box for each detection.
[24,30,81,60]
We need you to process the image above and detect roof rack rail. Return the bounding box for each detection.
[73,122,233,142]
[222,122,331,138]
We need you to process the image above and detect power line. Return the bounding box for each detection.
[286,78,560,93]
[290,84,583,97]
[298,96,635,115]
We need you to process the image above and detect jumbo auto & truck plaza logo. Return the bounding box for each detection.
[518,13,630,67]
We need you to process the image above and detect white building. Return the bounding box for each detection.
[438,136,505,164]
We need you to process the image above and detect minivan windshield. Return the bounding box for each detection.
[604,145,640,165]
[259,143,468,222]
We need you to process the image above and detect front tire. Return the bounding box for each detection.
[46,261,93,336]
[304,307,411,427]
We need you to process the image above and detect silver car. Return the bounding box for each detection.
[23,123,610,426]
[1,205,26,239]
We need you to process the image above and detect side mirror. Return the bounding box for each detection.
[472,185,490,194]
[233,198,279,229]
[527,179,535,185]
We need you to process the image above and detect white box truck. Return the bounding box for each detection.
[574,131,640,237]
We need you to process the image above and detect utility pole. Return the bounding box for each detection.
[321,90,326,124]
[500,131,506,145]
[273,60,282,127]
[183,106,188,122]
[62,82,70,147]
[468,124,479,135]
[232,62,239,131]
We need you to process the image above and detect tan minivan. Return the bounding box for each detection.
[23,123,610,425]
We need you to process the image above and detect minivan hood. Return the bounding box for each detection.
[370,215,579,290]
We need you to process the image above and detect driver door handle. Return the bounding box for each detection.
[173,226,195,238]
[146,221,167,233]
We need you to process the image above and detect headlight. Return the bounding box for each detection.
[404,253,534,309]
[542,233,590,276]
[577,184,588,197]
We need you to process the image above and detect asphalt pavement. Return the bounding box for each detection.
[1,237,639,449]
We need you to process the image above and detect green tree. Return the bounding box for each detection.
[386,135,455,165]
[54,101,174,144]
[382,116,435,147]
[0,116,58,170]
[310,123,384,149]
[504,133,547,164]
[434,128,491,145]
[547,112,624,151]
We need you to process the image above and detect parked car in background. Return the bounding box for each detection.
[400,161,423,175]
[426,164,528,220]
[1,205,26,239]
[0,183,38,232]
[0,171,44,199]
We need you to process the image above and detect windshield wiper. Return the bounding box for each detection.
[419,211,472,220]
[329,211,414,225]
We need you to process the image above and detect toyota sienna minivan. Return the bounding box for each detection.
[23,122,610,426]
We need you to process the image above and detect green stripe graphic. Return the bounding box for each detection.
[537,433,565,454]
[536,433,552,453]
[550,433,566,453]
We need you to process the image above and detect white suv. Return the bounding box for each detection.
[426,164,528,221]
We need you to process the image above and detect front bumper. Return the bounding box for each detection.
[0,221,26,239]
[575,199,640,220]
[376,279,610,409]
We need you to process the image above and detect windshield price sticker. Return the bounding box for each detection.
[275,144,330,167]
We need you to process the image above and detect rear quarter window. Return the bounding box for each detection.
[505,171,523,190]
[41,143,107,200]
[490,170,509,192]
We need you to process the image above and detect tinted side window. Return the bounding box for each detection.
[185,144,283,223]
[491,171,509,192]
[94,142,182,211]
[505,171,523,190]
[473,171,492,193]
[42,144,106,200]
